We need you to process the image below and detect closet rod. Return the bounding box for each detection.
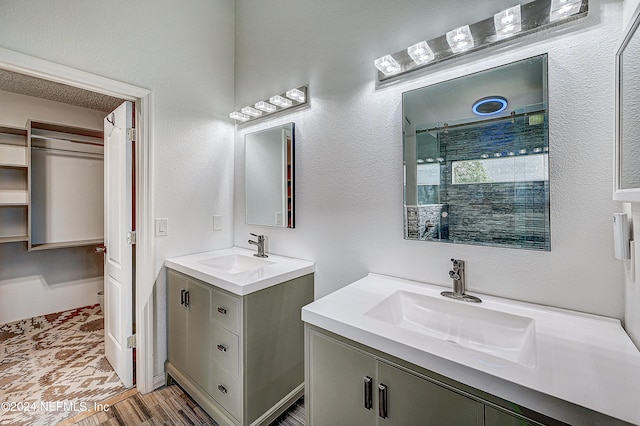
[30,134,103,147]
[31,146,104,158]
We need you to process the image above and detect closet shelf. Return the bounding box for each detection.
[0,235,28,244]
[0,190,29,205]
[0,144,28,167]
[30,239,104,251]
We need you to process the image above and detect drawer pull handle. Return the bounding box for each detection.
[217,307,227,315]
[217,344,227,352]
[218,385,228,394]
[180,289,186,305]
[184,291,190,307]
[364,376,373,410]
[378,384,388,419]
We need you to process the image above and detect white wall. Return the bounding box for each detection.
[0,1,236,377]
[234,0,626,319]
[0,90,105,324]
[623,0,640,349]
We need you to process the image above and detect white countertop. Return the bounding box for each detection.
[165,247,315,295]
[301,273,640,425]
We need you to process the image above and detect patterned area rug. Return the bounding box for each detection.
[0,305,128,426]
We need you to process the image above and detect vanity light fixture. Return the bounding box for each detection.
[286,88,305,103]
[550,0,582,21]
[374,54,402,76]
[446,25,474,53]
[229,86,308,124]
[494,5,522,39]
[241,106,262,117]
[270,95,293,108]
[255,101,277,113]
[229,111,250,122]
[408,41,435,65]
[374,0,587,82]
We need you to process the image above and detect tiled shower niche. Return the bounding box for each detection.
[403,54,550,251]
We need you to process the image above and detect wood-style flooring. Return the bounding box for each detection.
[60,384,305,426]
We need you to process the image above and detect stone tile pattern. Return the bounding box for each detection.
[407,116,550,250]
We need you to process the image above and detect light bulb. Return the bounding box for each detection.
[255,101,276,113]
[286,88,305,103]
[407,41,435,65]
[241,106,262,117]
[229,111,250,122]
[374,54,401,76]
[270,95,293,108]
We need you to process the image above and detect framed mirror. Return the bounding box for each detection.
[614,4,640,202]
[245,123,294,228]
[403,54,550,250]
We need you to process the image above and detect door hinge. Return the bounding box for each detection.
[127,334,136,349]
[127,231,137,245]
[127,128,136,141]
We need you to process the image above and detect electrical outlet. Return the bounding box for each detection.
[155,218,168,236]
[213,215,223,231]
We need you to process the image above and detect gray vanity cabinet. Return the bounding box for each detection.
[167,268,314,426]
[485,406,536,426]
[377,362,481,425]
[308,327,377,425]
[307,329,482,426]
[167,270,211,381]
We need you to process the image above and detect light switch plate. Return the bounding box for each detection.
[155,218,168,236]
[213,215,223,231]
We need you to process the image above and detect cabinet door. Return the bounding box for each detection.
[377,361,481,426]
[186,278,211,383]
[167,271,188,369]
[308,331,377,426]
[485,406,536,426]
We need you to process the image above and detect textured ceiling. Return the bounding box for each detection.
[0,68,124,112]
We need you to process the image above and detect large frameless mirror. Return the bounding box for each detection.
[245,123,294,228]
[615,4,640,201]
[403,54,550,250]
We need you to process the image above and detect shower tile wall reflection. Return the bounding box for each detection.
[403,55,550,250]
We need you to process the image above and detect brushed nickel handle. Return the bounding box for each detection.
[218,385,227,394]
[95,246,106,253]
[217,307,227,315]
[364,376,373,410]
[217,344,227,352]
[378,384,388,419]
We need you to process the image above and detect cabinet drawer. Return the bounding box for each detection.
[209,361,242,421]
[211,288,240,333]
[211,324,240,376]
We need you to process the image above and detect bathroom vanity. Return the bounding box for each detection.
[303,274,640,425]
[165,247,314,426]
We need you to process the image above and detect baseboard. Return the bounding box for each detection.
[153,374,165,390]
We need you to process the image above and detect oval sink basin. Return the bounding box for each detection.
[365,290,537,367]
[198,253,274,274]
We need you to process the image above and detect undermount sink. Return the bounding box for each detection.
[198,253,274,274]
[365,290,537,367]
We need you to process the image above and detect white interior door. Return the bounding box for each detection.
[104,101,134,388]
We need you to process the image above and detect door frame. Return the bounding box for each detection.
[0,46,156,393]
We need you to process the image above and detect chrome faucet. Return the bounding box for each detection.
[248,233,268,258]
[441,259,481,303]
